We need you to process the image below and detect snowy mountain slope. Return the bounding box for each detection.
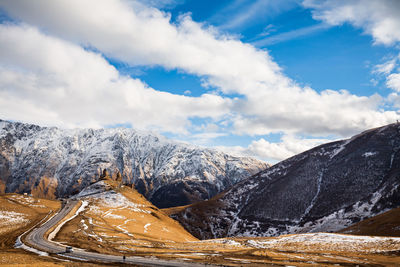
[172,123,400,239]
[0,119,267,207]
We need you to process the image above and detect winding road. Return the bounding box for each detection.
[23,200,212,266]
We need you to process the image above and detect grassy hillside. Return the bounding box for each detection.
[340,207,400,237]
[2,182,400,266]
[0,193,60,248]
[54,179,198,256]
[0,194,106,266]
[52,181,400,266]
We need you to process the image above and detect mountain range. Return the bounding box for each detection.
[3,118,400,242]
[0,119,267,208]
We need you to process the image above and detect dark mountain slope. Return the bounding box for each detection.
[171,123,400,239]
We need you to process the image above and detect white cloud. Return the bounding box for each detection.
[387,73,400,92]
[189,132,228,145]
[0,24,231,132]
[0,0,398,139]
[0,0,283,96]
[303,0,400,45]
[373,58,397,75]
[388,93,400,108]
[233,87,397,136]
[217,135,332,162]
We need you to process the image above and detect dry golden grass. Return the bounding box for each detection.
[161,204,191,216]
[0,181,5,194]
[4,181,398,266]
[0,249,116,267]
[54,180,197,255]
[53,181,400,266]
[228,234,400,266]
[340,207,400,237]
[0,194,116,266]
[0,194,60,248]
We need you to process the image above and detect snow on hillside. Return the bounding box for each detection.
[0,211,28,229]
[246,233,400,253]
[53,180,198,252]
[173,123,400,239]
[0,119,267,207]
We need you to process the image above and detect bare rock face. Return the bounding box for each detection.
[0,119,267,206]
[173,123,400,239]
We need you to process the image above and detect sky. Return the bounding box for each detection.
[1,0,400,163]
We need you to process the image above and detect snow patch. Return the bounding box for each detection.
[144,223,151,233]
[116,219,135,237]
[302,170,324,219]
[48,201,88,241]
[0,211,29,226]
[92,190,151,214]
[210,239,242,247]
[81,219,88,230]
[76,181,110,198]
[246,233,400,252]
[329,140,350,159]
[104,211,125,219]
[362,152,377,157]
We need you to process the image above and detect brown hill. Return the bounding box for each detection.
[0,194,100,266]
[340,207,400,237]
[53,179,198,256]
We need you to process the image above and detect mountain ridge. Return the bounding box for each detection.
[171,123,400,239]
[0,119,267,207]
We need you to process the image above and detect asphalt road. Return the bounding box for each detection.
[23,200,212,266]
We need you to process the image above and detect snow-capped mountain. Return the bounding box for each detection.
[172,123,400,239]
[0,119,267,207]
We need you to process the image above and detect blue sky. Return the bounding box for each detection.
[121,0,399,147]
[138,0,395,97]
[1,0,400,162]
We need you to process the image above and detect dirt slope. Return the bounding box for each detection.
[340,207,400,237]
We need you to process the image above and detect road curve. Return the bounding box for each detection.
[23,200,213,266]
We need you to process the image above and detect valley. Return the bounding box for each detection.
[1,122,400,266]
[1,178,399,266]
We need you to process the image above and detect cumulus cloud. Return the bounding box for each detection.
[0,0,399,162]
[1,0,397,138]
[303,0,400,45]
[0,24,231,132]
[0,0,282,96]
[233,87,398,137]
[388,93,400,108]
[217,135,332,162]
[387,73,400,92]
